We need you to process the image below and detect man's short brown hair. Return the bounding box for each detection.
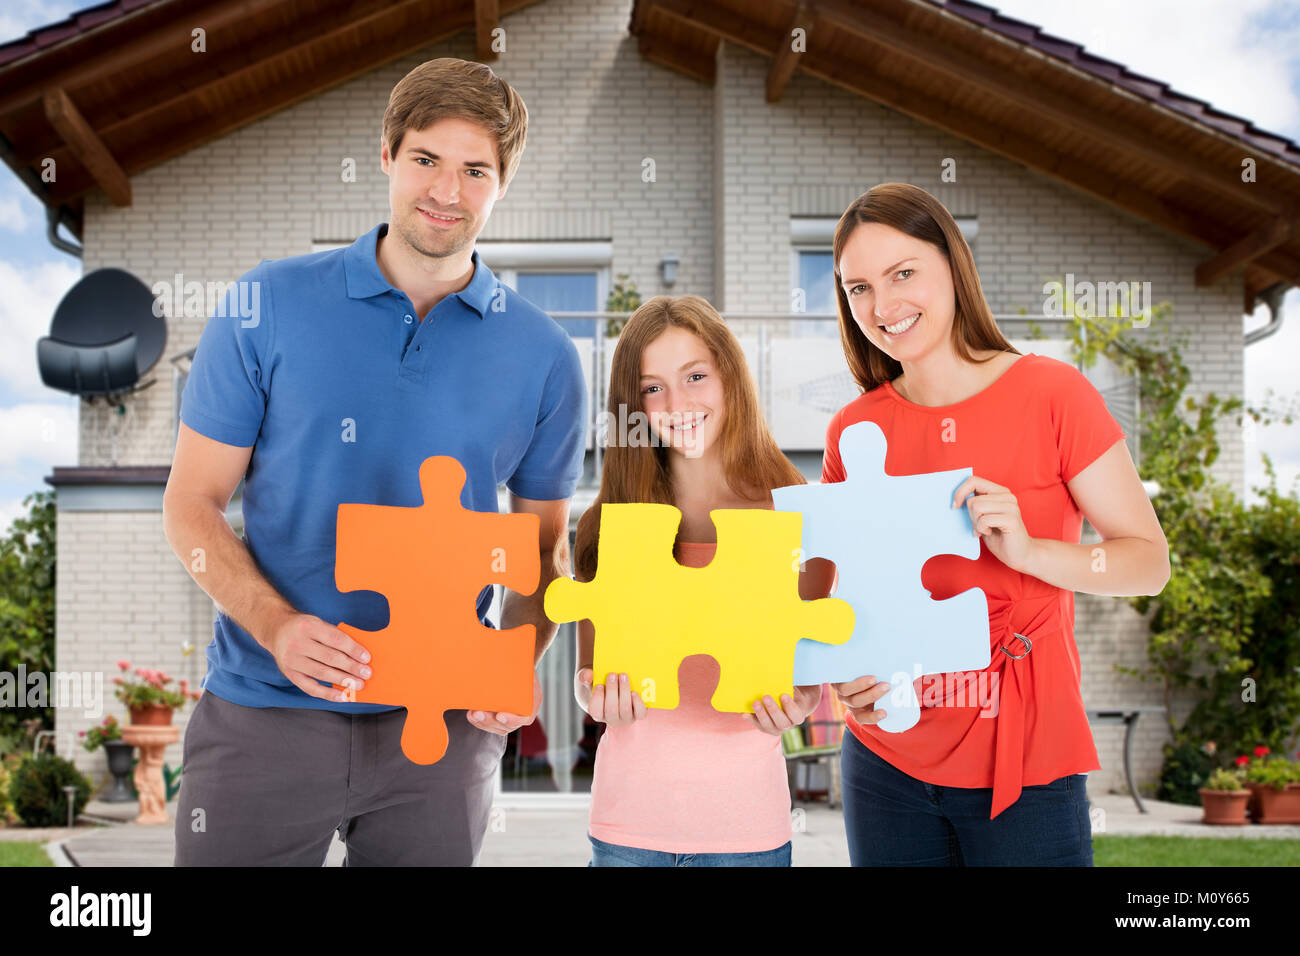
[382,58,528,187]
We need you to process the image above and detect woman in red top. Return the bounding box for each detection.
[825,183,1170,866]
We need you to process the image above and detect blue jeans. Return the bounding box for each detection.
[841,730,1094,866]
[588,834,792,867]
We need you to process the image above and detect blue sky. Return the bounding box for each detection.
[1,0,1298,534]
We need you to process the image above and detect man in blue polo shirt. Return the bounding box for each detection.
[163,58,587,865]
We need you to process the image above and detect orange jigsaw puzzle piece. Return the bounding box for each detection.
[332,456,538,764]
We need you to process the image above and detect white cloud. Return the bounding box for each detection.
[0,401,77,481]
[0,256,81,399]
[0,0,88,47]
[0,193,29,232]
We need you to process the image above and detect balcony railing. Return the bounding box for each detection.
[550,312,1138,481]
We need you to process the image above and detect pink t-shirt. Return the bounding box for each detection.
[586,540,793,853]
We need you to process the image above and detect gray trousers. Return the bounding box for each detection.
[173,690,506,866]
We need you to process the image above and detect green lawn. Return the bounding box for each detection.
[1095,835,1300,866]
[0,842,52,866]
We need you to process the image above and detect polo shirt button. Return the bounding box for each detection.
[403,314,413,324]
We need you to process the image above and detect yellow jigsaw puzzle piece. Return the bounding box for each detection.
[544,503,854,712]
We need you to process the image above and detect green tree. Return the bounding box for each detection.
[1037,289,1300,801]
[604,273,642,338]
[0,490,56,748]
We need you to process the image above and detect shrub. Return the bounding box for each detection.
[8,753,91,827]
[1155,737,1215,805]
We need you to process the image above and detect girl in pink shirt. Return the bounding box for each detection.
[571,294,835,867]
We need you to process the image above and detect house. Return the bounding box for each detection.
[3,0,1297,804]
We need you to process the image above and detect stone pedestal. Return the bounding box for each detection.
[120,724,180,824]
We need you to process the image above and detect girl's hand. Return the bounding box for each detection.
[745,685,818,736]
[576,668,647,726]
[830,675,891,725]
[952,475,1037,573]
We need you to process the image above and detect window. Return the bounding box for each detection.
[512,272,600,336]
[477,241,611,339]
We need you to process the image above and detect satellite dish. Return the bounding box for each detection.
[37,268,166,399]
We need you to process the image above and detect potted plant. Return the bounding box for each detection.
[1198,766,1250,825]
[79,715,135,803]
[1238,747,1300,824]
[112,660,200,725]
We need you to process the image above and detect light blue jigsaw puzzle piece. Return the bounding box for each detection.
[773,420,991,733]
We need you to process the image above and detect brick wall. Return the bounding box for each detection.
[56,509,212,780]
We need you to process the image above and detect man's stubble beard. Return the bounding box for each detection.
[395,206,474,260]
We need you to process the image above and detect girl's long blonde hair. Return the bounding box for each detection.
[573,295,805,582]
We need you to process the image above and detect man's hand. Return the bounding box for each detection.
[467,672,543,735]
[264,612,372,702]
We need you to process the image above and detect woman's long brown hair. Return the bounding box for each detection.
[833,183,1017,393]
[573,295,806,583]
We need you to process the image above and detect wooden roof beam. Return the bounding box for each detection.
[636,33,716,84]
[475,0,499,61]
[18,0,447,172]
[33,0,494,204]
[1196,216,1296,286]
[42,87,130,206]
[0,0,284,117]
[766,2,809,103]
[807,0,1283,216]
[795,51,1300,290]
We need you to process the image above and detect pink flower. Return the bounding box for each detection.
[1203,741,1217,755]
[112,677,123,685]
[116,660,130,671]
[78,731,86,737]
[1254,745,1270,758]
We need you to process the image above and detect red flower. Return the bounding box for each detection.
[78,731,86,737]
[1235,755,1250,767]
[1254,745,1270,758]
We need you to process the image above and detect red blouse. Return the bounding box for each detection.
[822,353,1125,819]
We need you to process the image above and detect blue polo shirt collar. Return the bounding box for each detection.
[344,222,494,318]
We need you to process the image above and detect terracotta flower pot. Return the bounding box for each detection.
[1198,788,1250,825]
[1254,782,1300,824]
[128,705,174,726]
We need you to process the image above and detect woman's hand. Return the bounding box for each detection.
[744,684,820,736]
[830,675,892,725]
[576,667,647,726]
[952,475,1037,573]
